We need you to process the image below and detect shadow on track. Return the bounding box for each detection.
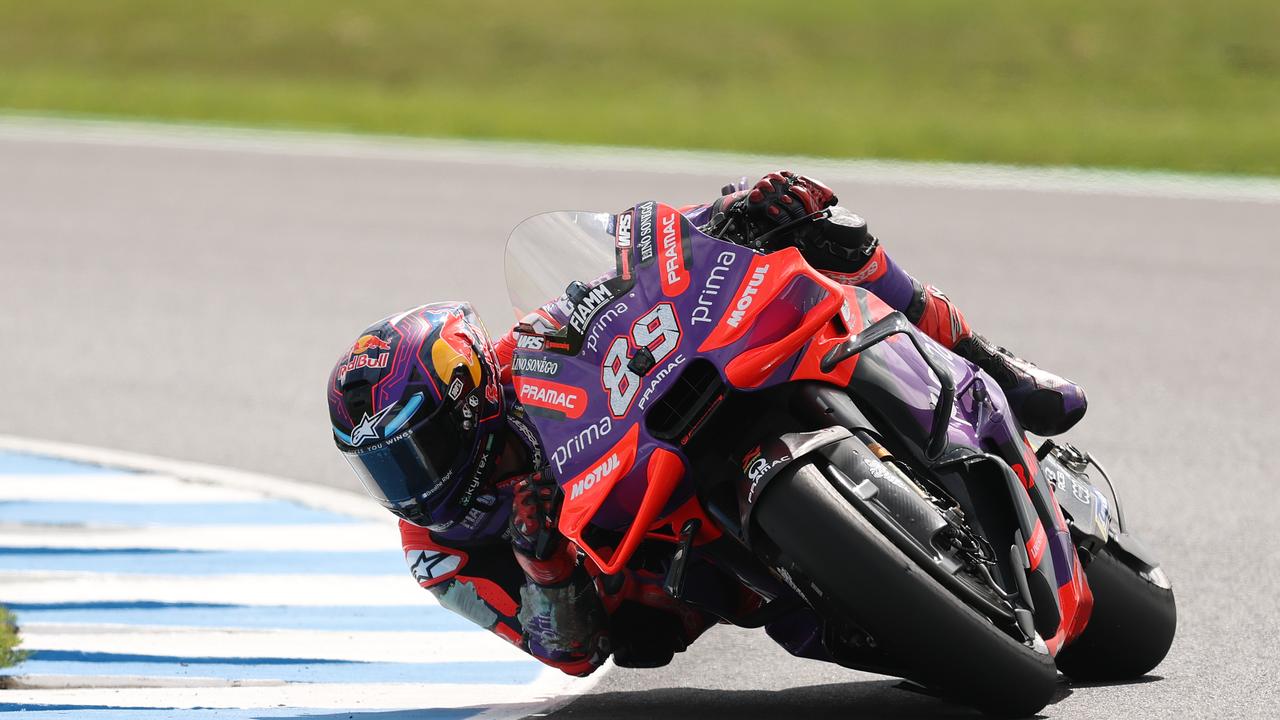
[552,673,1166,719]
[555,680,1042,719]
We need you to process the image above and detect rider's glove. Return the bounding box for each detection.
[741,171,838,228]
[509,470,575,585]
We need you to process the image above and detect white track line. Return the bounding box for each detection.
[2,114,1278,204]
[20,627,529,664]
[0,571,430,606]
[0,473,269,503]
[0,680,582,711]
[0,435,609,717]
[0,522,397,551]
[0,434,384,520]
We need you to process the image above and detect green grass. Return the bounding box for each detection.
[0,606,27,669]
[1,1,1278,174]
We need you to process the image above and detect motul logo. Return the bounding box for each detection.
[727,263,770,328]
[570,453,620,500]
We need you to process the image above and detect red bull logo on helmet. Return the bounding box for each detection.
[339,334,392,379]
[351,334,392,354]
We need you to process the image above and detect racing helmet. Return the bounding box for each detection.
[328,302,504,528]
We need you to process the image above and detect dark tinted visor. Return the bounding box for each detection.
[341,408,466,513]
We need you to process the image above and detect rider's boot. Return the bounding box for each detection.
[908,281,1088,436]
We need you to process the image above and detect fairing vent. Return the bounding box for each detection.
[646,358,725,442]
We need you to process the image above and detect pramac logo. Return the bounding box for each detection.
[516,377,588,419]
[658,206,690,297]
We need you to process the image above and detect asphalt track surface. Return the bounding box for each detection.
[3,120,1279,719]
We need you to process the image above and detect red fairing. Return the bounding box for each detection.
[699,247,846,389]
[1059,553,1095,646]
[791,286,866,386]
[1025,518,1048,572]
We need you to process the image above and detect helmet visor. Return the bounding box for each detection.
[341,409,467,515]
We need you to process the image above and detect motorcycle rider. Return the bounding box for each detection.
[327,171,1088,675]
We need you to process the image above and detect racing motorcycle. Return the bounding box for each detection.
[503,202,1176,716]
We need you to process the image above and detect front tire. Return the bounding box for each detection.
[755,463,1058,717]
[1054,546,1176,681]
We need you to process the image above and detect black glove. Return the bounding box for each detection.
[509,470,560,558]
[509,470,575,584]
[741,171,838,228]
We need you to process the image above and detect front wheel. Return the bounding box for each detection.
[755,463,1058,717]
[1054,545,1176,681]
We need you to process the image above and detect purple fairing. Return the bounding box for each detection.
[507,202,1080,646]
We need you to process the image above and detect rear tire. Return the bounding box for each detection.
[755,463,1058,717]
[1054,547,1176,681]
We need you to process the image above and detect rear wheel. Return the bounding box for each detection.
[1054,546,1176,681]
[755,463,1058,717]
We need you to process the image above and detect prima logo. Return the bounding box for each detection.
[551,416,613,473]
[585,301,629,353]
[569,453,621,500]
[727,263,771,328]
[691,251,737,326]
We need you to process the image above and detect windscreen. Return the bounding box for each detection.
[504,211,617,320]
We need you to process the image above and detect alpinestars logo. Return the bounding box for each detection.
[349,403,396,447]
[570,453,620,500]
[407,550,461,585]
[727,263,771,328]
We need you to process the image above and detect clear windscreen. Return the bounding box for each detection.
[504,211,617,319]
